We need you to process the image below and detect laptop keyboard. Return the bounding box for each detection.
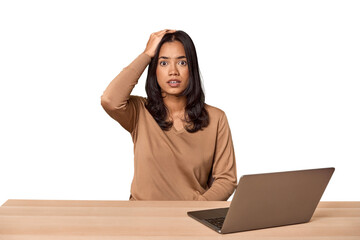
[204,217,225,229]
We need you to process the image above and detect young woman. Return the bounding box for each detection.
[101,29,237,201]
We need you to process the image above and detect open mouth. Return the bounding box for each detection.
[167,79,181,87]
[168,80,180,84]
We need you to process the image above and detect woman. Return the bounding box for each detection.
[101,29,237,200]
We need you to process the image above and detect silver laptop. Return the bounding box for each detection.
[187,167,335,234]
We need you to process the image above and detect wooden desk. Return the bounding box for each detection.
[0,200,359,239]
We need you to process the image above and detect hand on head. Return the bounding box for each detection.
[143,29,176,58]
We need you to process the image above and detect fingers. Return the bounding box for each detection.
[165,29,176,34]
[153,29,176,36]
[166,29,177,34]
[144,29,177,58]
[163,29,176,33]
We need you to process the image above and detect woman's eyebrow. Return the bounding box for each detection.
[159,56,186,59]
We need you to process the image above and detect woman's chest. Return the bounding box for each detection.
[134,123,217,167]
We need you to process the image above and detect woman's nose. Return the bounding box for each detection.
[168,63,179,76]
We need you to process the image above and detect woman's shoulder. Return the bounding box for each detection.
[204,103,231,130]
[204,103,226,119]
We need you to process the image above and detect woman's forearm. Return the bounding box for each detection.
[101,52,151,111]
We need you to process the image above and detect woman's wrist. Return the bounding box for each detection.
[125,53,152,79]
[143,51,152,59]
[142,51,154,59]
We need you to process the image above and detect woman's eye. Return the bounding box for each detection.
[159,61,168,66]
[178,60,187,66]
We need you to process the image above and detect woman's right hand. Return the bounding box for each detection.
[143,29,176,58]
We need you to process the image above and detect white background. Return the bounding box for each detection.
[0,0,359,204]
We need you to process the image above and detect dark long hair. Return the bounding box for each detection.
[145,30,209,133]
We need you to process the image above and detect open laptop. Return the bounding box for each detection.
[187,167,335,234]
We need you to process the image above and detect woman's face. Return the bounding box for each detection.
[156,41,189,97]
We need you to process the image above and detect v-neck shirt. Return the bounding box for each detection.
[101,53,237,200]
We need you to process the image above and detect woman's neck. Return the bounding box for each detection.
[163,94,187,118]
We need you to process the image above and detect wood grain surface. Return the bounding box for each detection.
[0,200,359,240]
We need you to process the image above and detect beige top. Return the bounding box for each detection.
[101,53,237,200]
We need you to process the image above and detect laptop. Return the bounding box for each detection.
[187,167,335,234]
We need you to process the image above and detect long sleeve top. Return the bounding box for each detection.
[101,53,237,200]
